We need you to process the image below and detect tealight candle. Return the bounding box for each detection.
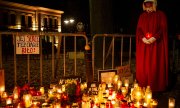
[151,99,158,108]
[6,97,12,105]
[169,97,175,108]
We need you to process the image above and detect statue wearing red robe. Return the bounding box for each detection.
[136,9,168,92]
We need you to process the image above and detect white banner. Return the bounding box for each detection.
[16,35,39,54]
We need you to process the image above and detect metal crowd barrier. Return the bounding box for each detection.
[91,34,135,81]
[0,32,89,87]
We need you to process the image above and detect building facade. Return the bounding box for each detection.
[0,0,64,32]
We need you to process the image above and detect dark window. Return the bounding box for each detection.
[49,18,52,28]
[10,14,16,25]
[54,19,58,29]
[2,12,8,25]
[28,16,32,27]
[43,18,47,28]
[21,15,25,26]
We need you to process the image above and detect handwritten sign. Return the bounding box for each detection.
[116,65,133,83]
[16,35,39,54]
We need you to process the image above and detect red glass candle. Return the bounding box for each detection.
[145,33,152,39]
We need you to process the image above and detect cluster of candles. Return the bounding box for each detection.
[0,76,176,108]
[81,75,176,108]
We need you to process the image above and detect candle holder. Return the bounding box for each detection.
[150,99,158,108]
[23,93,32,108]
[169,97,175,108]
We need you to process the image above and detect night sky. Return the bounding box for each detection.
[4,0,180,35]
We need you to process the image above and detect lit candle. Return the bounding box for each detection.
[145,86,152,105]
[2,91,8,99]
[146,93,152,104]
[14,93,19,100]
[62,84,66,92]
[54,103,61,108]
[0,86,5,96]
[113,75,119,84]
[151,99,158,108]
[6,97,12,105]
[32,101,40,108]
[101,82,106,91]
[23,94,32,108]
[145,32,152,39]
[82,101,88,108]
[48,89,54,98]
[57,88,62,93]
[117,80,122,90]
[135,101,141,108]
[100,103,105,108]
[169,98,175,108]
[83,82,87,89]
[17,103,21,108]
[143,102,148,107]
[81,84,85,91]
[39,87,45,95]
[0,70,5,96]
[121,87,127,96]
[107,83,112,88]
[136,91,142,101]
[124,79,129,89]
[56,93,61,99]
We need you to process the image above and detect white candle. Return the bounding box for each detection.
[169,98,175,108]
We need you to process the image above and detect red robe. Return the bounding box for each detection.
[136,10,168,92]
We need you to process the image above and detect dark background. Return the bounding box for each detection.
[4,0,180,35]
